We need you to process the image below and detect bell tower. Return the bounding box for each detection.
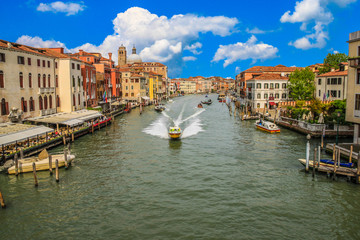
[118,44,127,67]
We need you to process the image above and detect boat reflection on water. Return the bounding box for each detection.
[168,139,182,150]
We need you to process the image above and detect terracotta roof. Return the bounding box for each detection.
[250,73,288,80]
[131,73,143,78]
[243,66,303,73]
[317,70,348,77]
[0,39,55,57]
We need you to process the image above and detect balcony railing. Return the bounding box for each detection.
[38,87,55,94]
[41,108,56,116]
[349,57,360,68]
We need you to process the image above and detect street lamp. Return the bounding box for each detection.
[336,112,341,145]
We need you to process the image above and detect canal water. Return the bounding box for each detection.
[1,94,360,239]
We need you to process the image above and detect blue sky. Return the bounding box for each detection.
[1,0,359,78]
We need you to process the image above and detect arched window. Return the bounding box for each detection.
[19,72,23,88]
[30,97,34,111]
[256,83,261,89]
[270,83,274,89]
[264,93,268,99]
[282,93,287,99]
[73,94,76,106]
[275,93,279,99]
[43,74,46,88]
[282,83,287,89]
[1,98,8,115]
[275,83,279,89]
[264,83,269,89]
[56,95,60,107]
[257,103,260,108]
[49,95,52,109]
[270,93,274,98]
[0,71,4,88]
[44,95,48,109]
[28,73,32,88]
[21,97,27,112]
[55,75,58,87]
[48,74,51,87]
[38,74,41,88]
[39,96,43,110]
[257,93,261,99]
[78,77,80,88]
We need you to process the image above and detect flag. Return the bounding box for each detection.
[323,93,326,101]
[103,90,107,103]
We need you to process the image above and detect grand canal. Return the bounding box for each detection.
[1,94,360,239]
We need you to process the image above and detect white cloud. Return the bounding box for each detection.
[37,1,85,16]
[16,35,70,51]
[184,42,202,55]
[246,27,266,34]
[235,66,241,74]
[280,0,356,50]
[18,7,238,76]
[182,56,197,62]
[212,35,278,67]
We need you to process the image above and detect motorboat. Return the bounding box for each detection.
[169,126,182,139]
[155,104,166,112]
[201,99,212,105]
[298,158,354,169]
[197,103,203,108]
[255,119,280,133]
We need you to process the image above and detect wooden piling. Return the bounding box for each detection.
[63,135,66,145]
[332,144,336,161]
[92,121,94,133]
[20,148,24,159]
[333,149,338,180]
[48,154,53,175]
[305,141,310,172]
[14,154,18,176]
[349,145,353,164]
[321,134,324,149]
[313,147,317,178]
[0,191,6,208]
[317,146,321,168]
[32,163,38,187]
[273,109,277,124]
[64,149,68,169]
[71,133,74,142]
[55,159,59,182]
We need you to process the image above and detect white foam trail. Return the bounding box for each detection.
[174,104,186,126]
[181,118,204,138]
[143,116,169,139]
[181,108,205,124]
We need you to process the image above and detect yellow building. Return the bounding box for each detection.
[346,30,360,143]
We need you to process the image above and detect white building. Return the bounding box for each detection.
[247,73,289,109]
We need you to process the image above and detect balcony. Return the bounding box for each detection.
[41,108,56,116]
[38,87,55,94]
[349,57,360,68]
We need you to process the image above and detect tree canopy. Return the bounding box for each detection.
[288,67,315,101]
[318,53,348,74]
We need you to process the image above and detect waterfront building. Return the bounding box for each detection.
[0,40,57,123]
[315,63,348,101]
[235,65,302,97]
[246,73,289,110]
[82,62,97,107]
[346,30,360,143]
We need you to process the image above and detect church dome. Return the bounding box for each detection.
[127,54,142,64]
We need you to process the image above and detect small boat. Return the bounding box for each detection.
[255,119,280,133]
[298,159,354,169]
[155,104,166,112]
[197,103,203,108]
[8,150,75,174]
[169,126,182,139]
[168,99,174,103]
[201,99,212,105]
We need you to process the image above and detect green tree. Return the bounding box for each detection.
[318,53,348,74]
[288,67,315,101]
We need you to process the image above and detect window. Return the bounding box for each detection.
[356,94,360,111]
[264,93,268,99]
[282,83,287,89]
[28,73,32,88]
[55,75,58,87]
[338,78,342,85]
[49,95,52,109]
[125,93,128,97]
[78,77,80,88]
[256,83,261,89]
[357,69,360,85]
[319,90,321,97]
[0,71,4,88]
[338,91,341,98]
[327,78,330,84]
[43,74,46,88]
[56,95,60,107]
[44,95,48,109]
[78,94,80,106]
[29,97,34,111]
[42,60,45,67]
[135,79,139,83]
[55,62,58,69]
[47,61,50,68]
[72,63,75,69]
[282,93,286,99]
[257,103,260,108]
[73,94,76,106]
[257,93,261,99]
[270,93,274,98]
[72,76,75,87]
[264,83,269,89]
[270,83,274,89]
[318,79,321,85]
[21,97,27,112]
[126,86,128,90]
[331,90,337,98]
[131,85,133,90]
[19,72,23,88]
[37,59,40,67]
[0,53,5,62]
[131,93,134,97]
[77,64,80,70]
[39,96,43,110]
[275,83,279,89]
[48,75,51,87]
[1,98,8,115]
[331,78,337,85]
[17,56,25,65]
[38,74,41,88]
[27,58,31,65]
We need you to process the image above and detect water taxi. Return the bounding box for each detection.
[201,99,212,105]
[169,126,182,139]
[255,119,280,133]
[155,104,166,112]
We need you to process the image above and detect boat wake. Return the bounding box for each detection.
[143,104,205,139]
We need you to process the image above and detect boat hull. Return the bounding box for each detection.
[169,133,181,139]
[255,124,280,133]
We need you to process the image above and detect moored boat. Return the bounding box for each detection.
[298,159,354,169]
[197,103,203,108]
[201,99,212,105]
[255,119,280,133]
[169,126,182,139]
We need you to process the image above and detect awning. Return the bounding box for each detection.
[111,102,120,106]
[78,112,103,122]
[141,96,150,100]
[61,119,84,127]
[0,126,54,146]
[269,102,276,106]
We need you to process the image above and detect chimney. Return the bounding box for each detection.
[331,68,335,72]
[108,53,112,61]
[79,49,84,55]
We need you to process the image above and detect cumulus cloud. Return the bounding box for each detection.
[246,27,266,34]
[184,42,203,55]
[140,40,182,62]
[37,1,85,16]
[16,35,70,51]
[212,35,278,67]
[182,56,197,62]
[235,66,241,74]
[280,0,356,50]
